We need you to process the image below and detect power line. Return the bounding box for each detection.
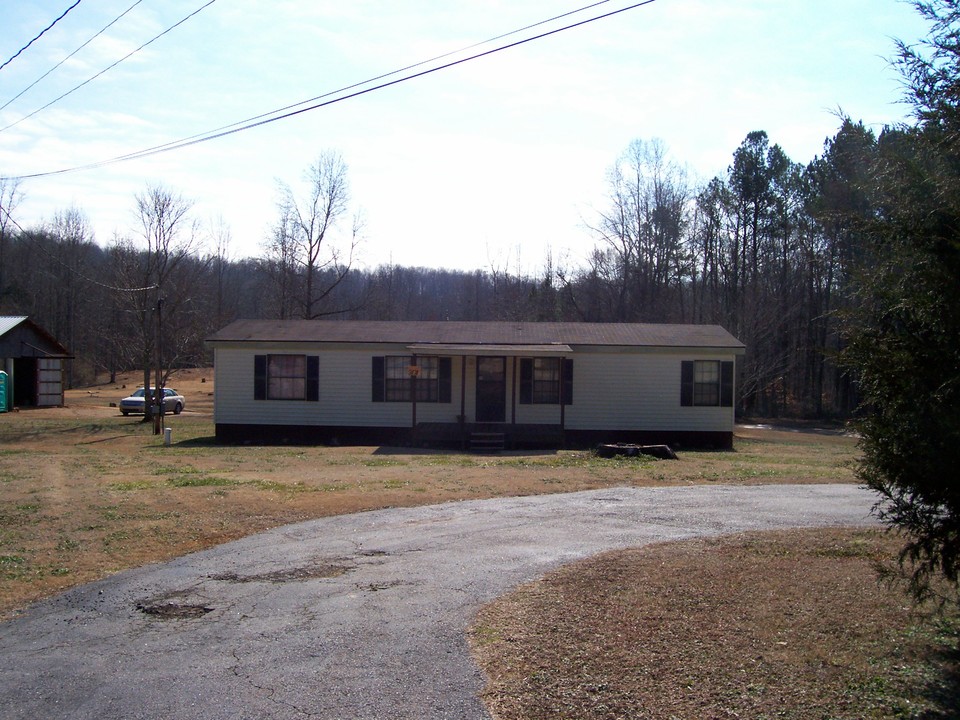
[0,0,85,73]
[2,0,657,181]
[0,202,159,293]
[91,0,620,165]
[0,0,146,113]
[0,0,217,134]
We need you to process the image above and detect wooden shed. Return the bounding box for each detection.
[0,316,72,409]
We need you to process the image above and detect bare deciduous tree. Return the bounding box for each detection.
[113,185,199,428]
[0,177,23,310]
[269,151,362,319]
[588,139,691,321]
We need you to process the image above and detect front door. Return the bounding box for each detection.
[475,356,506,422]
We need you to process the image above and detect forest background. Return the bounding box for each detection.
[0,116,887,420]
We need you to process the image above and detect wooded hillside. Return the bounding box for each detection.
[0,120,894,419]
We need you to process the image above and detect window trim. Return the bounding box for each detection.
[372,355,451,403]
[519,357,573,405]
[254,354,319,402]
[681,359,733,407]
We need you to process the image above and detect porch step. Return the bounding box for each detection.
[470,431,505,453]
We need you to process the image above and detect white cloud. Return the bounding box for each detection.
[1,0,932,271]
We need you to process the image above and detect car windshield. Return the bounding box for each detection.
[131,389,145,398]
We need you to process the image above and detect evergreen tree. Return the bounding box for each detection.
[844,0,960,601]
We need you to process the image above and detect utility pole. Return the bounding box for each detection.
[153,296,164,435]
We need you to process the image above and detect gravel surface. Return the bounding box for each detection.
[0,484,877,720]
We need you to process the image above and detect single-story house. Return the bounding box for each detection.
[207,320,745,449]
[0,316,72,409]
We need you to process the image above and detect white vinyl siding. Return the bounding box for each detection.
[215,346,462,427]
[561,351,734,432]
[213,344,735,433]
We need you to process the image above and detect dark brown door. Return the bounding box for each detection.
[475,356,506,422]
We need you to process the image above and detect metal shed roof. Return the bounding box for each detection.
[207,320,744,351]
[0,316,72,358]
[0,316,28,337]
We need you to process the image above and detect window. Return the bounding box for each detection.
[694,360,720,406]
[385,356,425,402]
[519,358,573,405]
[269,354,306,400]
[254,355,319,401]
[372,356,451,403]
[680,360,733,407]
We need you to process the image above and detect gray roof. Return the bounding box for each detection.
[0,316,28,337]
[207,320,744,350]
[0,316,72,358]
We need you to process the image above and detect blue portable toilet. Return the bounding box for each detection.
[0,370,7,412]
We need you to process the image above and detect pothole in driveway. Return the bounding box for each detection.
[137,601,213,619]
[210,562,353,584]
[357,580,406,592]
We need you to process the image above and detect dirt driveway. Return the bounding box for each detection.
[0,483,877,720]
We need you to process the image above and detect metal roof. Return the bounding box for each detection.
[0,316,28,338]
[0,316,73,357]
[207,320,744,350]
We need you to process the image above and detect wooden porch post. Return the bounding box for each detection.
[460,355,467,449]
[511,356,517,425]
[410,354,418,437]
[559,356,566,445]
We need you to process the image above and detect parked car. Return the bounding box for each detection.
[119,387,185,415]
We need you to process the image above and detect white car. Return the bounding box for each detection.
[119,388,185,416]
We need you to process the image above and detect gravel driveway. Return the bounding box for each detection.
[0,483,877,720]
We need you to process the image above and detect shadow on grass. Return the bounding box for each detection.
[172,436,219,447]
[918,638,960,718]
[371,446,560,457]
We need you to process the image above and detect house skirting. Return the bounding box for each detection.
[214,422,733,450]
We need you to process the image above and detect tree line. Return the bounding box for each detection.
[0,121,881,420]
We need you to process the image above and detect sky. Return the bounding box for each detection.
[0,0,933,274]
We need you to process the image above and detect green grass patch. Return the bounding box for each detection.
[108,480,156,491]
[318,481,351,492]
[0,554,27,579]
[151,464,201,477]
[166,474,236,488]
[56,537,80,552]
[249,480,316,493]
[362,458,409,467]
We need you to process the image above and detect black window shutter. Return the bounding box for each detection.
[680,360,693,406]
[371,357,385,402]
[720,360,734,407]
[519,358,533,404]
[254,355,267,400]
[438,357,452,403]
[562,358,573,405]
[306,356,320,401]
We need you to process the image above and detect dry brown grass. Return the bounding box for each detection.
[4,371,956,715]
[470,528,960,719]
[0,368,857,620]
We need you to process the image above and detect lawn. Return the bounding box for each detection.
[5,371,954,718]
[0,369,859,620]
[470,528,960,719]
